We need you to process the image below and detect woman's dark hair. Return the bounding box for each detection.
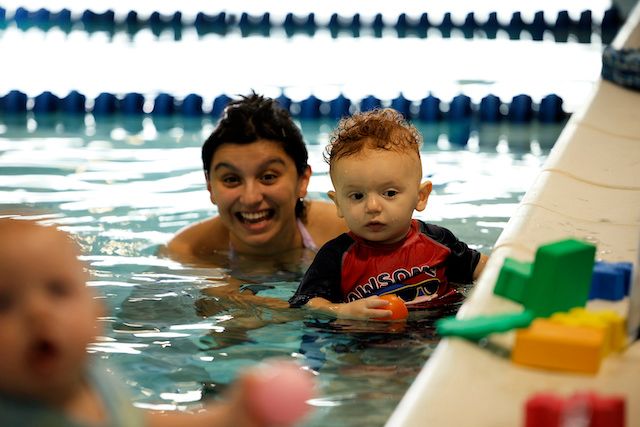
[202,93,310,219]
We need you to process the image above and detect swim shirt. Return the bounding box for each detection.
[289,219,481,309]
[0,361,144,427]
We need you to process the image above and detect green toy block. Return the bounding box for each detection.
[493,257,532,303]
[436,310,535,341]
[524,239,596,317]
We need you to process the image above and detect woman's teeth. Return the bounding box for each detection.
[239,211,271,222]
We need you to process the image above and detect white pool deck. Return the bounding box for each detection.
[387,3,640,427]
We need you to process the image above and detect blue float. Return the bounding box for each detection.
[121,93,145,115]
[360,95,382,112]
[93,92,118,115]
[390,94,411,118]
[329,94,351,120]
[211,94,232,117]
[152,93,175,116]
[2,90,28,114]
[33,91,60,114]
[275,94,292,112]
[508,94,533,123]
[479,94,502,122]
[418,95,442,122]
[61,91,86,114]
[181,94,203,116]
[538,94,565,123]
[448,94,472,120]
[300,95,322,119]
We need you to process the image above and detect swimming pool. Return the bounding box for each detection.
[0,115,554,425]
[0,1,612,424]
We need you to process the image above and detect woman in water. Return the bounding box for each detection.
[165,93,347,316]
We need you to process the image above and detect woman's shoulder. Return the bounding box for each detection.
[305,201,348,247]
[165,216,228,260]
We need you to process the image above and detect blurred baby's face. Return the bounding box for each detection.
[0,220,100,402]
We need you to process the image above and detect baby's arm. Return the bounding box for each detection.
[146,361,314,427]
[305,295,392,320]
[473,253,489,280]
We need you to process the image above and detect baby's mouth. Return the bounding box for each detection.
[28,339,61,373]
[236,209,275,224]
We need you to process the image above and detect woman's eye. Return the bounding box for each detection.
[221,175,240,186]
[260,173,278,184]
[384,190,398,198]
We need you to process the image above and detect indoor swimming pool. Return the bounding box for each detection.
[0,1,619,425]
[0,115,554,425]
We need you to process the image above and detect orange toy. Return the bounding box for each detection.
[378,294,409,321]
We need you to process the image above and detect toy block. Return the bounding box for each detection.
[589,262,627,301]
[524,393,563,427]
[549,311,612,355]
[569,308,627,352]
[524,239,596,317]
[590,394,626,427]
[523,391,625,427]
[512,319,605,374]
[565,392,626,427]
[436,310,534,341]
[493,257,531,303]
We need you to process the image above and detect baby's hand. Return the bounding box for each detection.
[336,296,392,320]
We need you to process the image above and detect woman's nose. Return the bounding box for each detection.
[240,182,263,205]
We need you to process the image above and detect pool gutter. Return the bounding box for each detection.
[386,3,640,426]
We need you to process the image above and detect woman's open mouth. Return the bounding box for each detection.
[236,209,275,224]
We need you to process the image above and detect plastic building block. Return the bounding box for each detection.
[524,239,596,317]
[589,262,627,301]
[550,311,612,355]
[524,393,563,427]
[569,308,627,352]
[436,310,534,341]
[512,319,605,374]
[524,391,625,427]
[493,257,531,303]
[564,392,625,427]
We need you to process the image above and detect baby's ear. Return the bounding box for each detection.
[327,191,344,218]
[415,180,432,212]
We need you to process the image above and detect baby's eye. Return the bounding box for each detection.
[260,172,279,184]
[349,193,364,201]
[383,190,398,198]
[47,280,72,298]
[0,292,14,314]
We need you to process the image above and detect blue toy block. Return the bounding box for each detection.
[589,261,633,301]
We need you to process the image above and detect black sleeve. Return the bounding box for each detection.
[288,234,353,308]
[418,221,481,283]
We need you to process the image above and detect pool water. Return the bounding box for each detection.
[0,115,557,425]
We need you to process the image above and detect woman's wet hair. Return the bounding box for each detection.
[202,93,310,219]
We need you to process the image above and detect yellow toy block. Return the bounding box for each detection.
[512,319,606,374]
[550,311,612,355]
[570,308,627,352]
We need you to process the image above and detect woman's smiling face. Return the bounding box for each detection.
[207,139,311,254]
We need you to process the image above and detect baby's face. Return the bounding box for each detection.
[330,147,430,244]
[0,221,100,402]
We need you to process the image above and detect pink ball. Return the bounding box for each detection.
[248,361,315,426]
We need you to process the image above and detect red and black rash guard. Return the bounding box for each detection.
[289,219,481,309]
